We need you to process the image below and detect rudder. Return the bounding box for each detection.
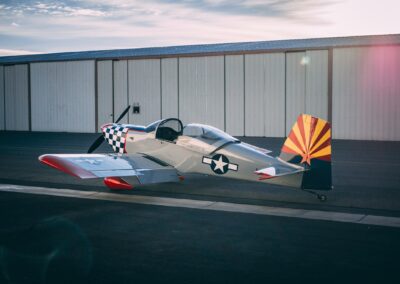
[279,114,332,190]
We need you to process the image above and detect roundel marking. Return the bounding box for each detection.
[202,154,238,175]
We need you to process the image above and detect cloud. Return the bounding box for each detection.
[0,48,42,56]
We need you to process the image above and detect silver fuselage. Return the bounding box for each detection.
[125,130,304,188]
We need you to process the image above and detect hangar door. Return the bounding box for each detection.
[97,60,113,132]
[4,64,29,131]
[128,59,161,126]
[285,50,329,134]
[179,56,225,130]
[31,61,95,132]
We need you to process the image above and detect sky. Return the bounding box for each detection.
[0,0,399,56]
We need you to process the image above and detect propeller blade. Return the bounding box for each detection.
[87,105,130,153]
[114,105,131,124]
[87,135,105,153]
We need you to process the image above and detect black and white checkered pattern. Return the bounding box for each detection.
[103,125,129,154]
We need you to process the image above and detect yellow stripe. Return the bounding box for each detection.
[311,145,331,158]
[302,115,312,150]
[310,129,331,153]
[284,137,304,155]
[291,123,306,153]
[310,119,326,149]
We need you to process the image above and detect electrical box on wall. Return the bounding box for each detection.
[133,103,140,114]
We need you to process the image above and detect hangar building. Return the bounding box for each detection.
[0,34,399,141]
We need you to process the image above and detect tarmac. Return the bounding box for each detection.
[0,131,399,283]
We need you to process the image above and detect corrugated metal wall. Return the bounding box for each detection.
[1,45,399,141]
[128,59,161,125]
[4,64,29,131]
[285,51,329,133]
[245,53,285,137]
[97,60,113,132]
[113,60,128,124]
[286,52,306,133]
[0,66,4,130]
[333,46,400,140]
[225,55,244,136]
[30,61,95,132]
[161,58,178,119]
[179,56,225,129]
[306,50,328,120]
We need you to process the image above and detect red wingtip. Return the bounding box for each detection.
[178,176,185,181]
[39,155,96,179]
[103,177,133,190]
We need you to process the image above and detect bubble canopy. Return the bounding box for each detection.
[183,123,239,148]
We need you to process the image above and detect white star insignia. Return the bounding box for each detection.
[213,155,227,172]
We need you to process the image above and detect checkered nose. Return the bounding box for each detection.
[102,124,129,154]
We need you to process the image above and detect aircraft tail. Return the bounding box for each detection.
[279,114,332,190]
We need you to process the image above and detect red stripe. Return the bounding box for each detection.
[311,123,331,150]
[308,117,318,150]
[311,138,331,155]
[297,116,307,151]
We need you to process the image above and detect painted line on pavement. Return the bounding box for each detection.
[0,184,399,228]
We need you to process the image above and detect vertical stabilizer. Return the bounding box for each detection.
[279,114,332,190]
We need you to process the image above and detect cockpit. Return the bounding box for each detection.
[153,118,240,153]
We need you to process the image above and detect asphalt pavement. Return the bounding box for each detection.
[0,131,399,283]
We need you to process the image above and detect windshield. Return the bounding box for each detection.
[145,120,162,132]
[183,123,238,148]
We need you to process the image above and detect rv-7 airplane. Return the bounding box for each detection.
[39,106,332,200]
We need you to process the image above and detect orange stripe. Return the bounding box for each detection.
[311,137,331,155]
[310,125,331,152]
[288,130,305,154]
[297,115,307,152]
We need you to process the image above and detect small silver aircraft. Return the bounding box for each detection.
[39,106,332,200]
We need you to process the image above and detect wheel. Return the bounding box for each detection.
[317,194,327,202]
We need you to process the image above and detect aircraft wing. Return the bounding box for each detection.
[39,153,180,185]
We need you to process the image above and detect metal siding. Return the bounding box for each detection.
[113,60,128,124]
[179,56,224,129]
[128,59,161,125]
[225,55,244,136]
[0,66,4,130]
[333,46,400,140]
[245,53,285,137]
[286,52,306,134]
[97,60,113,132]
[264,53,285,137]
[161,58,178,119]
[4,65,29,131]
[305,50,329,120]
[30,61,95,132]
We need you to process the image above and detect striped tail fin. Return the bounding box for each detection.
[279,114,332,190]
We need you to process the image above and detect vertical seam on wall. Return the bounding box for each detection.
[126,60,129,123]
[3,66,6,130]
[243,54,246,137]
[284,52,287,136]
[328,48,333,125]
[112,61,115,121]
[28,64,32,131]
[160,59,162,119]
[223,55,226,131]
[177,57,180,119]
[304,51,307,114]
[94,60,98,132]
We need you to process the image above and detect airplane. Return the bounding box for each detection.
[39,106,332,201]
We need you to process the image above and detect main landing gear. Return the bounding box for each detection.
[302,189,327,202]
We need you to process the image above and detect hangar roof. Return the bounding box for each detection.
[1,34,400,65]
